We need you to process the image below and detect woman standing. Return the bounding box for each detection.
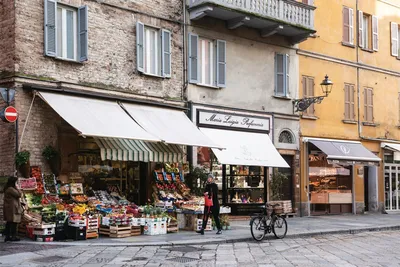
[196,174,222,235]
[3,176,22,242]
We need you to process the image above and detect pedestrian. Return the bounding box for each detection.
[3,176,23,242]
[196,174,222,235]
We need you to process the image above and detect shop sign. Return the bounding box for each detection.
[198,110,270,132]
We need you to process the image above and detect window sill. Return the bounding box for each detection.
[139,71,168,79]
[362,122,379,127]
[53,56,83,64]
[342,42,355,48]
[342,120,357,124]
[301,115,318,120]
[361,48,374,53]
[273,95,291,100]
[194,83,221,89]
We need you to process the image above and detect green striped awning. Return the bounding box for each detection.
[94,138,185,163]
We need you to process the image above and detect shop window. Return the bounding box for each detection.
[278,130,294,144]
[136,22,171,77]
[44,0,88,62]
[275,53,289,97]
[309,152,353,215]
[188,33,226,87]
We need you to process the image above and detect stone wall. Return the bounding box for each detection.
[14,0,184,100]
[0,0,15,74]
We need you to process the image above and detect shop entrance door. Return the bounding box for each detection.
[278,155,293,205]
[385,164,400,211]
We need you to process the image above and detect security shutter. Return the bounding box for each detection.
[44,0,57,57]
[391,22,399,57]
[188,33,199,83]
[161,29,171,78]
[358,10,364,48]
[216,39,226,88]
[136,21,145,72]
[78,6,88,62]
[372,15,378,51]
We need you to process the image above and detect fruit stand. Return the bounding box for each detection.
[16,163,231,243]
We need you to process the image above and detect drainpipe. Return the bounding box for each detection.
[356,0,361,139]
[182,0,188,101]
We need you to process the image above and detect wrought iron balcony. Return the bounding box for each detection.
[188,0,316,43]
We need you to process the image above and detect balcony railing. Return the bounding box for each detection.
[188,0,315,31]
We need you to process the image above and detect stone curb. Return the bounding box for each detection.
[9,225,400,247]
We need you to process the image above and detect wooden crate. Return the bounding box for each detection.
[86,231,99,239]
[269,200,293,213]
[167,221,178,233]
[131,226,141,236]
[99,225,132,238]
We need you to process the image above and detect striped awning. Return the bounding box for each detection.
[94,138,185,163]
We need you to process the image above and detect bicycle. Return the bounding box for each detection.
[250,202,288,241]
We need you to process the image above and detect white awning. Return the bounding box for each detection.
[199,128,289,168]
[38,92,160,142]
[121,103,224,149]
[94,138,184,162]
[382,142,400,152]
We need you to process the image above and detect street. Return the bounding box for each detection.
[0,230,399,267]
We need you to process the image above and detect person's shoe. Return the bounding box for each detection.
[196,229,204,235]
[216,229,222,235]
[10,237,20,242]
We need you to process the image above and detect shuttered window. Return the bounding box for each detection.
[44,0,88,62]
[391,22,399,57]
[136,23,171,77]
[343,6,354,45]
[188,33,226,88]
[364,87,374,122]
[344,84,355,121]
[302,76,315,116]
[372,15,378,51]
[275,54,289,97]
[398,93,400,124]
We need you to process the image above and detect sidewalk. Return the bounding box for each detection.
[14,213,400,247]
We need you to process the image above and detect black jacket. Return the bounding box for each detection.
[204,183,219,208]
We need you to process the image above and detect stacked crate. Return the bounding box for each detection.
[99,225,132,238]
[86,217,99,239]
[27,223,56,242]
[269,200,293,214]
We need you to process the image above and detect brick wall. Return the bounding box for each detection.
[0,0,15,74]
[14,0,184,100]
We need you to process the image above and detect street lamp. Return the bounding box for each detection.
[293,75,333,112]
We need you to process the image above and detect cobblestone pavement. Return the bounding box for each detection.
[1,230,400,266]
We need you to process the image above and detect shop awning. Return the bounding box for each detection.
[94,138,184,162]
[121,103,224,149]
[38,92,160,142]
[199,128,289,168]
[382,142,400,152]
[306,139,381,166]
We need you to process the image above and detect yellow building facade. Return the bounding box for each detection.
[298,0,400,215]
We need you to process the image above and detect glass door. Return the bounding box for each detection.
[385,164,400,211]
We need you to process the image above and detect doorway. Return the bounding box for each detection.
[278,155,294,204]
[364,166,369,212]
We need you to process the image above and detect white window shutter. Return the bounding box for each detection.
[161,29,171,78]
[136,22,145,73]
[391,22,399,57]
[275,54,284,96]
[188,33,199,83]
[78,6,89,62]
[285,54,289,96]
[372,15,378,51]
[44,0,57,57]
[358,10,364,48]
[349,8,354,44]
[216,40,226,88]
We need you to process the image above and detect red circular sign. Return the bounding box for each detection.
[4,106,18,122]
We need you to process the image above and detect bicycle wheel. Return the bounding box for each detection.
[250,216,266,241]
[272,215,287,239]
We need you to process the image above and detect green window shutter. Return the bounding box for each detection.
[78,6,88,62]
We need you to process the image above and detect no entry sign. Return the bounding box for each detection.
[0,106,18,123]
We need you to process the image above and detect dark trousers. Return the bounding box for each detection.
[202,205,221,230]
[4,222,18,238]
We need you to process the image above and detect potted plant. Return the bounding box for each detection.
[15,150,30,178]
[42,145,60,176]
